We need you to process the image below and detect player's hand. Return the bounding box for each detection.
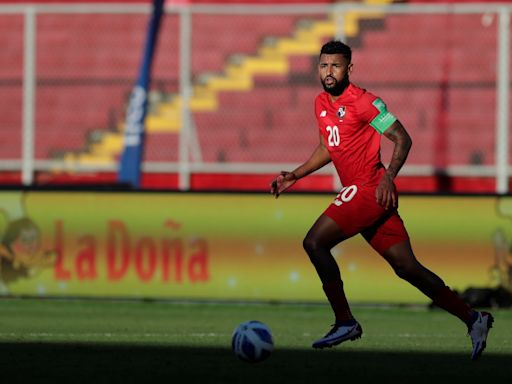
[270,171,297,198]
[376,173,397,209]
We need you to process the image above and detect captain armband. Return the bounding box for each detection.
[369,98,397,134]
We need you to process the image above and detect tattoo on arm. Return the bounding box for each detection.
[384,123,412,179]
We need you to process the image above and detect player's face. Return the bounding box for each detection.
[318,53,352,96]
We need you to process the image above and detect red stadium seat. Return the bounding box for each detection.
[1,8,504,172]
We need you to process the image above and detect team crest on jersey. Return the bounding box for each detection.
[337,106,346,118]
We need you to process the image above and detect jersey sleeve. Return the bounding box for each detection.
[358,94,397,134]
[314,94,325,131]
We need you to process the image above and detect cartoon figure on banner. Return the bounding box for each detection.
[492,198,512,293]
[0,192,56,294]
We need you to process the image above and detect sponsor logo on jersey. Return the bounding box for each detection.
[337,106,346,118]
[320,110,327,117]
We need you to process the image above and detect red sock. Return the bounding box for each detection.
[323,280,353,322]
[433,286,474,325]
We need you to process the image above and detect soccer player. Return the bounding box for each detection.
[270,40,493,360]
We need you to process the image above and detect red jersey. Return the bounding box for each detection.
[315,83,397,187]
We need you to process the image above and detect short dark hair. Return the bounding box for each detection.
[320,40,352,63]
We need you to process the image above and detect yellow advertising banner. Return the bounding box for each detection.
[0,191,511,304]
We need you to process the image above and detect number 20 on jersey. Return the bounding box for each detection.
[326,125,340,147]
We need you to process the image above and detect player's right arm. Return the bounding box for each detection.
[270,133,331,198]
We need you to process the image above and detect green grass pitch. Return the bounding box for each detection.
[0,298,511,383]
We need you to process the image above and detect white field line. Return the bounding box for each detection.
[0,332,226,338]
[377,333,461,338]
[0,332,315,339]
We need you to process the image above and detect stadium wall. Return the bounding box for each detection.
[1,190,510,304]
[9,172,506,194]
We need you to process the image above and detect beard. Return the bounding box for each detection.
[321,75,350,96]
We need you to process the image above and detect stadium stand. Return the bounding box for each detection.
[58,0,394,166]
[1,0,510,192]
[59,2,503,171]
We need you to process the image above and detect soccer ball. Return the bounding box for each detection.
[231,320,274,363]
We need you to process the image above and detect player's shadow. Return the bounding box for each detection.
[0,342,511,383]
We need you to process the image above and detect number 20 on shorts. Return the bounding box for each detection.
[334,185,358,206]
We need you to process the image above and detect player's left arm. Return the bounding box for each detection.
[377,120,412,209]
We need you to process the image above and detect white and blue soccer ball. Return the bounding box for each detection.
[231,320,274,363]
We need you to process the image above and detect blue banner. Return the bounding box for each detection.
[118,0,165,188]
